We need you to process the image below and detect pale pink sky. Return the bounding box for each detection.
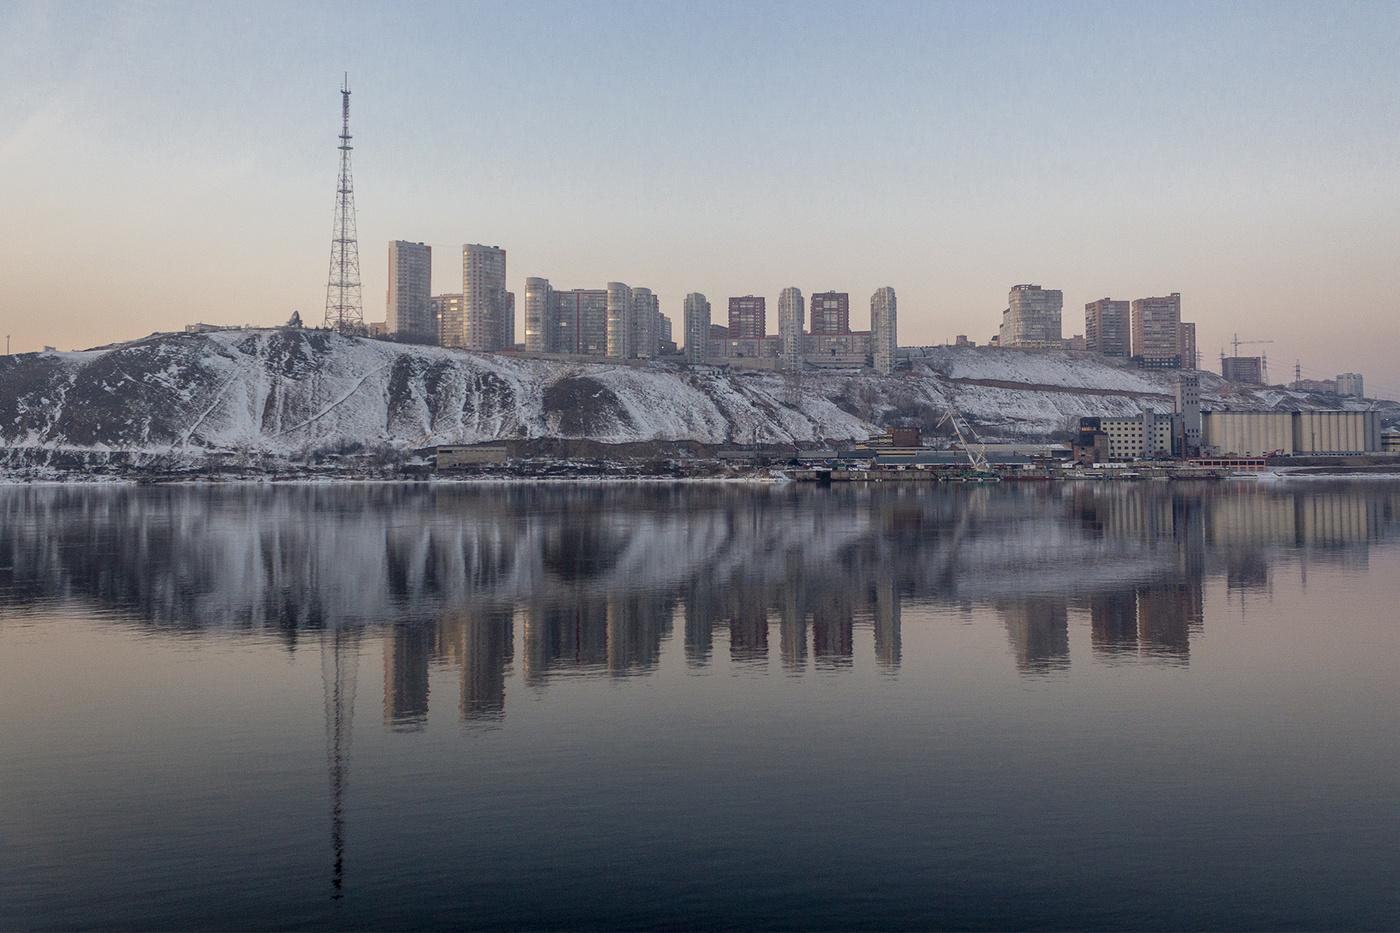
[2,2,1397,395]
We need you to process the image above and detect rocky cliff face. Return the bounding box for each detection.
[0,328,1372,460]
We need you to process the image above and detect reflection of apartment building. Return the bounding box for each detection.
[435,610,514,721]
[383,623,432,730]
[998,598,1069,672]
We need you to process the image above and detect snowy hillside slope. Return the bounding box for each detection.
[0,328,1383,457]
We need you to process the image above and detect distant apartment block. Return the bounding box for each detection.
[707,323,729,360]
[1084,299,1130,357]
[557,289,609,356]
[600,283,664,359]
[524,277,557,353]
[1179,321,1197,370]
[1293,378,1337,394]
[870,287,897,375]
[461,244,508,351]
[778,288,804,372]
[387,241,433,342]
[728,296,766,340]
[684,293,711,363]
[1000,285,1063,349]
[1221,356,1264,385]
[809,292,850,336]
[432,293,463,348]
[1336,373,1364,397]
[1065,334,1086,351]
[1130,293,1181,368]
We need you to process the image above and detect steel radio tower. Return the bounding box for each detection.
[324,74,365,335]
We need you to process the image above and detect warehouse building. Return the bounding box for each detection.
[1200,410,1381,457]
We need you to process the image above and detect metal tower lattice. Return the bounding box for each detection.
[324,74,365,335]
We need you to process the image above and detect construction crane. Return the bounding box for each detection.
[938,407,993,475]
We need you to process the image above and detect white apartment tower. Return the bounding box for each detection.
[778,287,804,372]
[387,241,433,342]
[871,287,897,375]
[1000,285,1063,349]
[462,244,508,351]
[684,293,711,363]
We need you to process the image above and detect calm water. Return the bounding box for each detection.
[2,480,1399,930]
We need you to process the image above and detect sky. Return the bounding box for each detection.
[2,0,1398,395]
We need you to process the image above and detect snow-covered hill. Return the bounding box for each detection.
[0,328,1384,460]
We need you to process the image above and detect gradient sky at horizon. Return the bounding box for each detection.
[2,1,1398,393]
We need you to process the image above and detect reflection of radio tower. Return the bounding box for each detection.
[321,626,360,899]
[324,74,365,335]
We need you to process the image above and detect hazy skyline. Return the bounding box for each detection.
[3,1,1398,394]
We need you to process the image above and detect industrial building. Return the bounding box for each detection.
[1200,410,1381,457]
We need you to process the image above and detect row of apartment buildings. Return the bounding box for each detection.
[995,285,1197,370]
[682,289,897,374]
[383,240,897,372]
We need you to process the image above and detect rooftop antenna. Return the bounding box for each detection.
[324,73,365,335]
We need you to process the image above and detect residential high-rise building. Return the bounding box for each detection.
[501,291,516,350]
[658,313,675,354]
[632,287,658,358]
[1336,373,1364,397]
[1179,321,1197,370]
[606,282,633,358]
[462,244,507,351]
[1084,299,1130,357]
[778,287,804,372]
[871,287,897,375]
[684,293,711,363]
[524,277,558,353]
[386,241,433,342]
[809,292,850,335]
[728,296,766,340]
[1130,293,1181,368]
[1001,285,1063,348]
[1221,356,1264,384]
[433,294,463,348]
[556,289,609,356]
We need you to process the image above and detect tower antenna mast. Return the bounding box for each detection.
[324,73,365,335]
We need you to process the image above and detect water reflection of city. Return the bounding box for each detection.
[361,482,1400,726]
[1,482,1397,729]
